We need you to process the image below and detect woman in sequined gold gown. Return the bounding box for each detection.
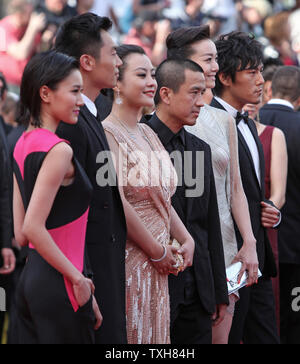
[102,45,195,344]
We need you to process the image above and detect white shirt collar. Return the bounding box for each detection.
[268,98,294,110]
[214,96,239,118]
[82,94,97,117]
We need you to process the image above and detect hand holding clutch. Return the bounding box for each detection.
[226,262,262,295]
[169,239,185,274]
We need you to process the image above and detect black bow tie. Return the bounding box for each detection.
[236,111,249,125]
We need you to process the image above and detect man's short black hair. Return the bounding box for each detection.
[54,12,112,61]
[214,31,263,97]
[166,25,211,60]
[155,59,204,105]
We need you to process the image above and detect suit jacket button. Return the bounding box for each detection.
[103,203,109,209]
[111,234,116,243]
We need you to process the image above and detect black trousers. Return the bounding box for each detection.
[16,249,95,344]
[280,263,300,344]
[171,282,212,345]
[229,277,280,344]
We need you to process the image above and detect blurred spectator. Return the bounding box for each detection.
[35,0,76,28]
[132,0,171,15]
[239,0,273,37]
[76,0,94,15]
[289,8,300,65]
[202,0,238,35]
[264,11,298,65]
[0,0,45,92]
[90,1,121,33]
[171,0,205,29]
[124,11,171,66]
[1,94,19,133]
[118,0,171,35]
[35,0,77,52]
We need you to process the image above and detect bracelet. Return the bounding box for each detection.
[150,246,167,263]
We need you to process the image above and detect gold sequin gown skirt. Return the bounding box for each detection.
[125,205,171,345]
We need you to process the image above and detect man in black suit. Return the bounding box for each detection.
[95,93,113,122]
[211,31,281,344]
[0,72,15,341]
[54,13,127,344]
[145,59,228,344]
[259,66,300,344]
[0,73,15,274]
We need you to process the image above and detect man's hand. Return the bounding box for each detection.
[0,248,16,275]
[212,304,227,327]
[178,238,195,271]
[92,296,103,331]
[261,201,280,228]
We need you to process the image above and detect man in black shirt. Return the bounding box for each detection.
[144,59,228,344]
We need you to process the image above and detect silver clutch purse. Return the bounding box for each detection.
[226,262,262,295]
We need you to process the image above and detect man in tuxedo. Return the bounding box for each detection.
[144,59,228,344]
[211,31,281,344]
[54,13,127,344]
[259,66,300,344]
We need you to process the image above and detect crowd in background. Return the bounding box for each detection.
[1,0,300,95]
[1,0,300,345]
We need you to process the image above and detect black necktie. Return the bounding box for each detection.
[236,111,249,125]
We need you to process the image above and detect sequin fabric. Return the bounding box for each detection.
[104,121,178,344]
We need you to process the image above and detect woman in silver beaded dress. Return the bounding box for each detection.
[102,45,195,344]
[167,26,259,344]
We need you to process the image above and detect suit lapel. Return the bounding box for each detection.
[211,98,264,194]
[210,97,225,111]
[237,127,260,182]
[80,105,109,150]
[247,118,265,196]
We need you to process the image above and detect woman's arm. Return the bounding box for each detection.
[22,142,92,307]
[269,128,288,210]
[104,128,177,275]
[227,116,259,286]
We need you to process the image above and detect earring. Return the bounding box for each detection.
[115,90,123,105]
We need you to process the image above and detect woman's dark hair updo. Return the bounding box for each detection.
[102,44,146,100]
[18,50,80,128]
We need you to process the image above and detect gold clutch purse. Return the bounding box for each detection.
[169,238,184,273]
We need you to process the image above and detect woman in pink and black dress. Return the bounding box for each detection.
[13,51,102,344]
